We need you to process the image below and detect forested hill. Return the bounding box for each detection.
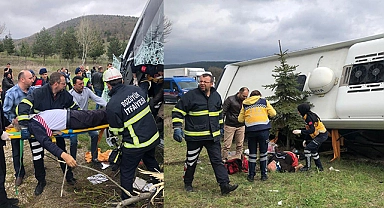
[165,61,237,71]
[15,15,138,45]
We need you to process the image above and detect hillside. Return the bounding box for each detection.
[14,14,138,45]
[165,61,237,71]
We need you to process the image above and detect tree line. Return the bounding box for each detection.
[0,17,126,65]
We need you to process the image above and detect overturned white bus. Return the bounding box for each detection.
[217,34,384,160]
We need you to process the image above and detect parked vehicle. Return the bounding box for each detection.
[165,68,215,84]
[217,34,384,160]
[164,77,197,103]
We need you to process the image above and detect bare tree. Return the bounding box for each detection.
[163,16,172,43]
[0,23,6,36]
[76,16,98,65]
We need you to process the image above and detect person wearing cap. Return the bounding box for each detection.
[34,68,49,87]
[103,67,160,200]
[16,72,80,194]
[29,69,37,84]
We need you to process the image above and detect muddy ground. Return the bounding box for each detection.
[3,139,162,208]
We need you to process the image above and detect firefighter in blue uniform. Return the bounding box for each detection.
[104,67,160,200]
[172,73,238,195]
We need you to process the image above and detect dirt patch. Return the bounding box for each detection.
[4,139,162,208]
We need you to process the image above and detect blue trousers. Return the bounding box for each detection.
[246,130,270,177]
[69,131,99,161]
[94,89,103,109]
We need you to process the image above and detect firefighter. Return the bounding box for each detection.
[103,67,160,200]
[172,73,238,195]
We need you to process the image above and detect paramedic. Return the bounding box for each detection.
[238,90,276,182]
[292,103,327,171]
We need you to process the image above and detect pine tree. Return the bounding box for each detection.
[19,41,31,58]
[263,41,311,149]
[3,34,15,55]
[32,27,54,64]
[107,37,124,60]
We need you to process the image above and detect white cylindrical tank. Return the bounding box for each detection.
[308,67,336,94]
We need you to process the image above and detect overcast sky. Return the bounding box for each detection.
[2,1,384,65]
[165,0,384,64]
[0,0,146,39]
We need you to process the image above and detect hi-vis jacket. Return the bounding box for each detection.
[302,114,327,139]
[238,96,276,132]
[172,87,223,142]
[17,84,79,122]
[106,84,159,152]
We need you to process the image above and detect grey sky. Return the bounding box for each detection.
[165,0,384,64]
[0,0,146,39]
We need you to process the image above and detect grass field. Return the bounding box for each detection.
[163,104,384,208]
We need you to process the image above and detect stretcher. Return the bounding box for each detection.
[6,124,109,142]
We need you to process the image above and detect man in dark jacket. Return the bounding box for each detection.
[104,67,160,200]
[0,87,19,208]
[17,72,80,195]
[91,66,104,109]
[172,73,238,195]
[221,87,249,161]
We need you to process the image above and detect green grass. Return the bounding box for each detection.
[164,104,384,208]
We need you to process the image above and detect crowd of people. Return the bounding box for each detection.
[0,63,163,208]
[172,73,328,195]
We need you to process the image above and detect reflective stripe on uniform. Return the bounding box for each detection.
[17,115,29,121]
[184,130,211,136]
[172,107,186,116]
[172,118,184,123]
[69,102,77,109]
[109,106,151,133]
[123,131,159,148]
[208,109,222,116]
[188,110,208,116]
[212,130,220,137]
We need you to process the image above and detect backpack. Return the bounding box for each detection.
[224,158,242,174]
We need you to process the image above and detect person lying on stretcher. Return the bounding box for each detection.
[3,109,108,167]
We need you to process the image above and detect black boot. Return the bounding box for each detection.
[314,159,324,171]
[300,156,311,171]
[220,183,238,195]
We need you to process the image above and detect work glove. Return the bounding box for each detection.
[302,140,307,147]
[292,130,301,135]
[220,128,224,137]
[133,78,138,86]
[20,126,30,140]
[1,131,11,141]
[173,128,184,143]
